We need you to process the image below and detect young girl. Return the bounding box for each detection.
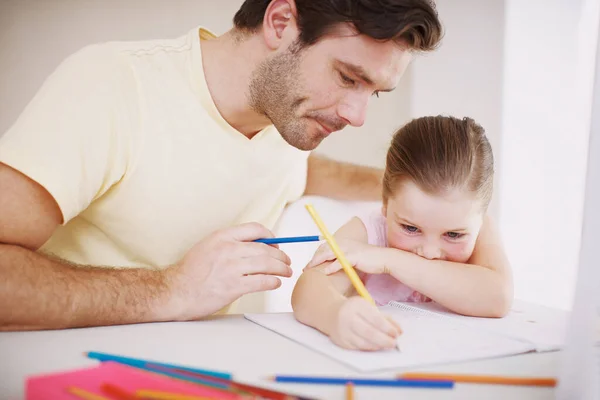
[291,115,513,352]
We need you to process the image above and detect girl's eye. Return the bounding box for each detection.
[401,224,419,234]
[446,232,465,240]
[339,72,355,85]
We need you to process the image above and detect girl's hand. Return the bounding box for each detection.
[330,296,402,351]
[305,239,393,275]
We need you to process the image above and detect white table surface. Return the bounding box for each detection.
[0,314,559,400]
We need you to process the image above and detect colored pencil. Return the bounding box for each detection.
[304,204,375,304]
[399,372,557,387]
[100,383,138,400]
[254,235,322,244]
[86,352,312,400]
[150,364,315,400]
[135,390,213,400]
[85,352,231,380]
[269,375,454,389]
[141,363,230,390]
[345,383,354,400]
[304,204,401,351]
[68,387,112,400]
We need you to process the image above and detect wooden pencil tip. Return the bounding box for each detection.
[345,382,355,400]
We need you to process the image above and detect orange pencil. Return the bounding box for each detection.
[100,383,138,400]
[345,383,354,400]
[399,372,557,387]
[68,387,112,400]
[135,389,218,400]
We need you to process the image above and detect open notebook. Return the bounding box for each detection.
[244,299,568,372]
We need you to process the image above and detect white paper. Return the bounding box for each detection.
[244,309,534,372]
[387,299,569,352]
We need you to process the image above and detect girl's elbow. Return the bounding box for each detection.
[290,276,310,321]
[488,284,514,318]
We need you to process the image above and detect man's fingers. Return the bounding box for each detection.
[223,222,275,242]
[239,242,291,265]
[237,256,293,278]
[241,274,282,294]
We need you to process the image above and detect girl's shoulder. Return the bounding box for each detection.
[353,210,388,247]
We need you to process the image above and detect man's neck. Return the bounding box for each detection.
[200,30,272,138]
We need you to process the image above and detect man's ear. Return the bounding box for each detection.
[262,0,299,51]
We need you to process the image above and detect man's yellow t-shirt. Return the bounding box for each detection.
[0,27,309,313]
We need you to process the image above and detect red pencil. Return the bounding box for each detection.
[147,363,301,400]
[100,383,139,400]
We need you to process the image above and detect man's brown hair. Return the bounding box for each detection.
[383,116,494,209]
[233,0,443,51]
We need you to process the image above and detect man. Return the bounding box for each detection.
[0,0,442,330]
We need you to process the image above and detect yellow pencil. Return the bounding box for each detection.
[67,387,112,400]
[305,204,400,351]
[135,390,213,400]
[345,382,355,400]
[304,204,375,304]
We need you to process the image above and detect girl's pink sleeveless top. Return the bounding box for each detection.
[357,211,431,306]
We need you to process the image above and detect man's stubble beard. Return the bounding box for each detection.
[247,44,322,151]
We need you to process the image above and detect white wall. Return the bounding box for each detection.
[500,0,592,310]
[409,0,505,218]
[0,0,240,135]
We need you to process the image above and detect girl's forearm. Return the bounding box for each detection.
[291,269,347,335]
[383,248,513,317]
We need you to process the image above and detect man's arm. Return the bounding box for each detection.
[1,245,173,331]
[304,154,384,201]
[0,163,292,331]
[0,163,174,331]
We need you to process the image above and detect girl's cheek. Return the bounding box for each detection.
[445,240,476,263]
[387,230,418,253]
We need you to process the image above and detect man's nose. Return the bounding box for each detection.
[336,94,369,127]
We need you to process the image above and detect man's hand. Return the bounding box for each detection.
[165,222,293,320]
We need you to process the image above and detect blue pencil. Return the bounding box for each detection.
[85,351,231,381]
[270,375,454,389]
[254,235,322,244]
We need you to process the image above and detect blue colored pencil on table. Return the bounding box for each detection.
[86,351,231,381]
[271,375,454,389]
[254,235,322,244]
[86,351,319,399]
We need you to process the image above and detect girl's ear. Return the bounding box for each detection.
[381,203,387,217]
